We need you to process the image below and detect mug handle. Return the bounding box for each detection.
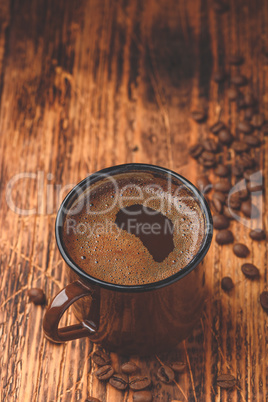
[43,280,99,343]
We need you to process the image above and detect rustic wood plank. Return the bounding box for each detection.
[0,0,267,401]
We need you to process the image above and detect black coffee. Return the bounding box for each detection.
[62,170,205,285]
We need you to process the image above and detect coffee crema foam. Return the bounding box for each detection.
[62,171,205,285]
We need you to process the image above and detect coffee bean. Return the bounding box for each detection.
[191,109,207,122]
[202,138,219,153]
[237,154,256,169]
[211,198,223,214]
[94,365,114,381]
[228,193,241,210]
[157,365,175,384]
[133,391,153,402]
[213,191,227,204]
[236,93,247,109]
[252,113,264,128]
[121,362,139,375]
[218,129,234,145]
[247,181,263,192]
[238,188,249,201]
[92,350,111,366]
[244,92,256,107]
[227,88,239,101]
[244,107,254,121]
[231,75,247,86]
[233,243,250,258]
[216,230,234,245]
[241,263,259,279]
[244,135,261,148]
[129,376,151,391]
[221,277,234,291]
[210,121,225,134]
[229,54,244,65]
[231,141,249,153]
[232,164,244,177]
[214,164,229,177]
[243,169,259,181]
[213,69,226,83]
[213,0,229,13]
[262,122,268,135]
[260,291,268,311]
[214,181,232,193]
[198,156,216,168]
[196,175,212,194]
[223,206,235,220]
[202,151,216,161]
[213,215,230,230]
[109,374,128,390]
[27,288,46,305]
[216,374,236,388]
[85,397,101,402]
[189,143,204,158]
[237,121,253,134]
[249,229,266,241]
[241,200,259,218]
[170,362,187,373]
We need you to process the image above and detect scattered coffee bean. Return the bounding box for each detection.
[189,143,204,159]
[247,181,263,192]
[231,74,247,86]
[121,361,139,375]
[227,88,239,101]
[244,107,254,121]
[27,288,46,305]
[213,215,230,230]
[237,154,255,169]
[202,151,216,161]
[238,187,249,201]
[170,362,187,373]
[214,164,229,177]
[221,277,234,291]
[241,200,259,218]
[236,93,247,109]
[237,121,253,134]
[157,365,175,384]
[244,135,261,148]
[241,263,259,279]
[262,122,268,135]
[216,374,236,388]
[109,374,128,390]
[233,243,250,258]
[213,0,229,13]
[210,121,225,134]
[252,113,264,128]
[198,156,216,168]
[216,230,234,245]
[202,138,219,153]
[223,205,235,220]
[196,175,212,194]
[92,350,111,366]
[94,365,114,381]
[213,69,226,83]
[85,397,101,402]
[260,291,268,311]
[129,376,151,391]
[231,141,249,153]
[191,109,207,122]
[214,180,232,193]
[229,54,244,65]
[228,193,241,210]
[249,229,266,241]
[213,191,227,204]
[232,164,244,177]
[133,391,153,402]
[211,198,223,214]
[218,128,234,145]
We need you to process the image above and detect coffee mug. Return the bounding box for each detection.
[43,163,213,355]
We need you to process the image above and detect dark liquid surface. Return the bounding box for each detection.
[62,171,205,285]
[115,204,174,263]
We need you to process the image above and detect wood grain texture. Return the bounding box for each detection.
[0,0,267,400]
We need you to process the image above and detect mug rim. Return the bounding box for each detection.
[55,163,213,292]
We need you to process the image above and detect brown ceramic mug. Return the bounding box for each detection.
[43,163,213,355]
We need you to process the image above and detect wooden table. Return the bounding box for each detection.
[1,0,267,400]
